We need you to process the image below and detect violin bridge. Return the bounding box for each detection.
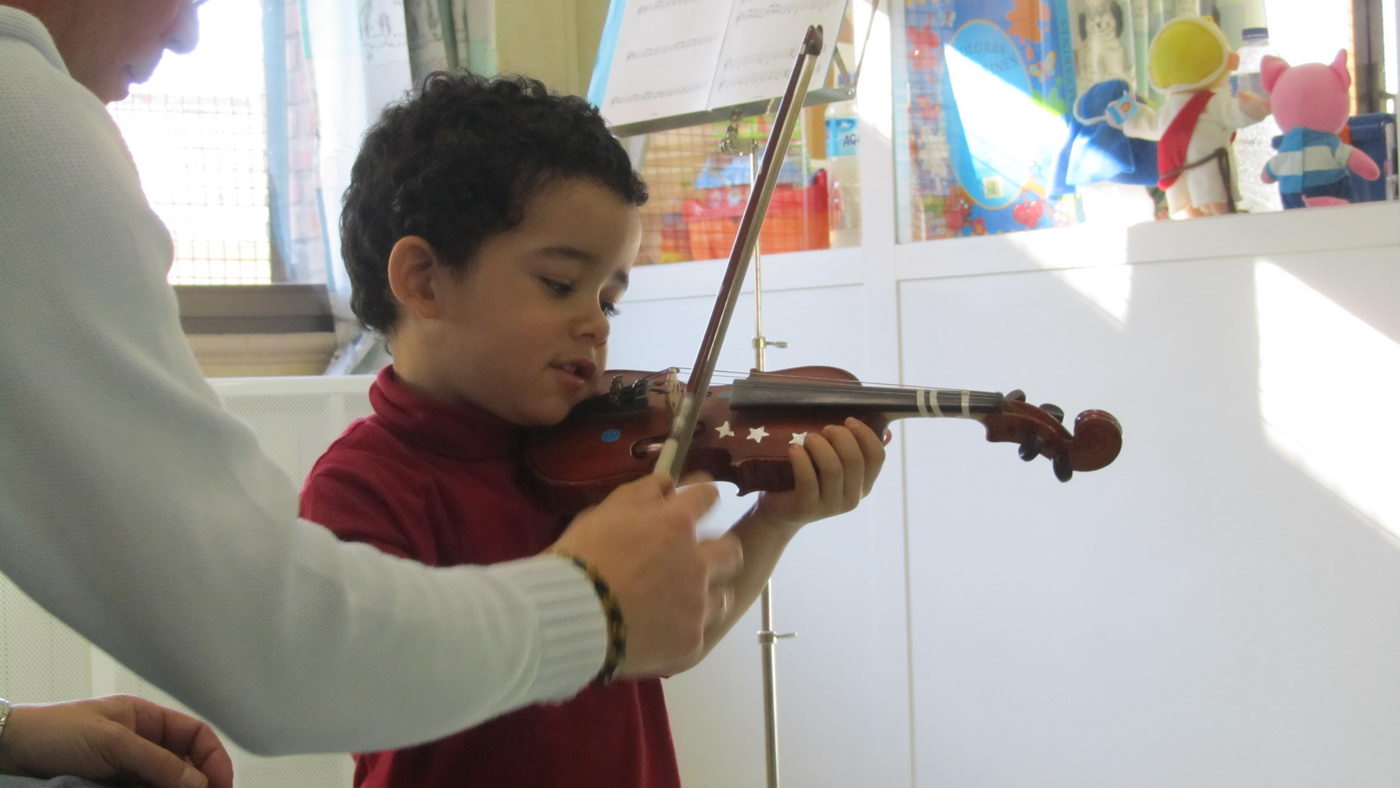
[664,368,682,414]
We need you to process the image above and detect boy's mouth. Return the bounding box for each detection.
[551,360,597,385]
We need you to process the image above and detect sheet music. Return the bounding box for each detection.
[598,0,847,128]
[599,0,730,127]
[707,0,846,109]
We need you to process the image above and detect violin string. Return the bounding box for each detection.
[677,366,1007,396]
[738,379,1006,405]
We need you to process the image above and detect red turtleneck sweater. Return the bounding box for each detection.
[299,366,679,788]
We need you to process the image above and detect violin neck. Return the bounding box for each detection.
[730,378,1004,421]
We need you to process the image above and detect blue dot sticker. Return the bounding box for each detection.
[601,429,621,443]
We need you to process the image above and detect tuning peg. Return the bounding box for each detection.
[1040,403,1064,423]
[1007,389,1027,402]
[1018,434,1042,461]
[1052,453,1073,482]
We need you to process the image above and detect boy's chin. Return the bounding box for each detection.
[511,404,575,429]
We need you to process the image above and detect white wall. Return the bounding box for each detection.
[1,201,1394,788]
[899,208,1400,787]
[603,198,1400,788]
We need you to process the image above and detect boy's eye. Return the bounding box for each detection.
[601,301,621,318]
[540,277,574,296]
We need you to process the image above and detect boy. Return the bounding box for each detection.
[301,71,885,787]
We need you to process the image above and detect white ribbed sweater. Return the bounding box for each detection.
[0,8,603,755]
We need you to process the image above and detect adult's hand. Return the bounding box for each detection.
[551,473,741,678]
[0,695,233,788]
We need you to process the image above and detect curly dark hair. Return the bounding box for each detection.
[340,71,649,335]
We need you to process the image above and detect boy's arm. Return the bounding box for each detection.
[300,457,423,560]
[697,419,887,653]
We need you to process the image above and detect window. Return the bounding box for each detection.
[893,0,1398,243]
[108,1,273,284]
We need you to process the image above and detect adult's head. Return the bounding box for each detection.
[3,0,201,102]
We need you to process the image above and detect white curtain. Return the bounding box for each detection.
[404,0,499,79]
[292,0,499,371]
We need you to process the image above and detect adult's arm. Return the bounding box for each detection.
[0,15,606,755]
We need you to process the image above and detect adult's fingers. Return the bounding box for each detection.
[669,475,719,525]
[123,697,234,788]
[707,585,735,626]
[90,720,211,788]
[697,532,743,586]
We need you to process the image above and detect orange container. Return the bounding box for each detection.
[683,179,829,260]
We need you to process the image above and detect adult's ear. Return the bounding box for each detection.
[1259,55,1289,94]
[386,236,445,320]
[1329,49,1351,89]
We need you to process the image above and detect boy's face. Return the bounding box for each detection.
[405,178,641,426]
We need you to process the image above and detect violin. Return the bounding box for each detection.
[524,366,1122,514]
[526,26,1122,515]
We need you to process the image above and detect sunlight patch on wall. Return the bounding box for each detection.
[857,0,893,145]
[1255,261,1400,539]
[1050,260,1132,327]
[942,42,1066,197]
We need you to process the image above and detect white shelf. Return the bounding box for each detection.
[628,201,1400,302]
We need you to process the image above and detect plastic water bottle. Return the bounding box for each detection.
[1231,27,1283,213]
[824,99,861,247]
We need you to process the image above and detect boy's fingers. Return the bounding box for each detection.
[809,429,846,510]
[846,418,888,496]
[823,425,866,507]
[788,441,818,500]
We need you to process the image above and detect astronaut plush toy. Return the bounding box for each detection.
[1121,16,1272,218]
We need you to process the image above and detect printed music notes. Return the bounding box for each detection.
[594,0,847,127]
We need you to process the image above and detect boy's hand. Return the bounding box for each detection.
[550,474,742,678]
[684,418,888,656]
[0,695,233,788]
[751,418,887,534]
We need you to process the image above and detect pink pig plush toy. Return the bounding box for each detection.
[1260,50,1380,208]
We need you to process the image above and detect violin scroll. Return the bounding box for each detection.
[983,390,1123,482]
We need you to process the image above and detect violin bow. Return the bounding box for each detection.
[652,25,825,485]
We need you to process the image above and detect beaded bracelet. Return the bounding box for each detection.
[0,697,11,744]
[566,556,627,685]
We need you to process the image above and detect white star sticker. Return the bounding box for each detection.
[789,432,807,446]
[715,421,734,438]
[746,426,769,443]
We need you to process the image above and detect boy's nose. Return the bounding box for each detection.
[574,306,611,345]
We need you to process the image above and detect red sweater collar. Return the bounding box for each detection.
[369,365,522,461]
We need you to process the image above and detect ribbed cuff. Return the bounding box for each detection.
[490,554,608,702]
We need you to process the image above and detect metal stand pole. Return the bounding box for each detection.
[730,127,795,788]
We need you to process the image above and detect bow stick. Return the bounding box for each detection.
[652,25,825,485]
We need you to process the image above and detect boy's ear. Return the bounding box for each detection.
[387,236,444,320]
